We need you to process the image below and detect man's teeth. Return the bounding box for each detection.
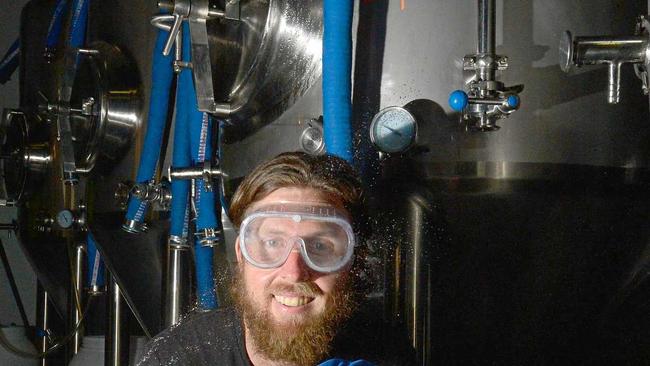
[274,295,314,307]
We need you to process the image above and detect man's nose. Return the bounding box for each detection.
[278,249,311,281]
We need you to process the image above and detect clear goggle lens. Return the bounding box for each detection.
[239,207,355,273]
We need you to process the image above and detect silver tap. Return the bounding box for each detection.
[560,15,650,104]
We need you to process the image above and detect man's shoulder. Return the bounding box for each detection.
[137,308,248,366]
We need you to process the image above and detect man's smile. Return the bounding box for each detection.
[273,294,315,307]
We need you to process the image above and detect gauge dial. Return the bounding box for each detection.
[56,209,75,229]
[370,106,417,153]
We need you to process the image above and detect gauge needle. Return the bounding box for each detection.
[383,126,403,136]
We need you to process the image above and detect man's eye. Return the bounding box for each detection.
[263,239,280,248]
[309,240,333,253]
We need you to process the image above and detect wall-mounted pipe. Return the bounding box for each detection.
[123,23,174,233]
[323,0,354,163]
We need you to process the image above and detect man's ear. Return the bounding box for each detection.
[235,236,243,263]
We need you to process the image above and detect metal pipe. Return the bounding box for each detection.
[70,243,84,355]
[106,275,129,366]
[164,246,189,325]
[477,0,495,55]
[169,166,227,180]
[573,36,648,64]
[608,62,622,104]
[37,286,49,366]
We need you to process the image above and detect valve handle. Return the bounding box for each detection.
[506,94,520,109]
[448,90,469,112]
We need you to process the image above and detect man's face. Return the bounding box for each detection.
[233,187,357,364]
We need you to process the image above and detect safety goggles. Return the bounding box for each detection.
[239,203,355,273]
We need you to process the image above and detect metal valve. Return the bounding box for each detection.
[130,179,172,211]
[448,0,523,131]
[449,89,521,131]
[560,15,650,104]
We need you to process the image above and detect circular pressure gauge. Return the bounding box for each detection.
[56,209,75,229]
[369,106,417,153]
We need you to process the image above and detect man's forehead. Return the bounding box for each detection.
[248,187,348,214]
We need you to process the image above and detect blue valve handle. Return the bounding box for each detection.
[448,90,469,112]
[506,94,520,108]
[449,90,520,111]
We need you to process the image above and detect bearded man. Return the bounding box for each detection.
[138,152,414,366]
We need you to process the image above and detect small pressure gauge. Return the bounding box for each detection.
[370,106,417,153]
[56,209,75,229]
[300,119,325,155]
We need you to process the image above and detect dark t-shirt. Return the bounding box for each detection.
[137,307,415,366]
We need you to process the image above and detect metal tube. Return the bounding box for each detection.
[574,36,648,64]
[169,166,226,180]
[106,275,129,366]
[164,247,188,326]
[38,287,49,366]
[477,0,495,55]
[608,62,622,104]
[72,244,84,355]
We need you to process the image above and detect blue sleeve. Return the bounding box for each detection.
[318,359,376,366]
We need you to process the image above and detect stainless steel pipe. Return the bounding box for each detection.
[106,276,129,366]
[478,0,496,56]
[164,246,189,326]
[560,32,649,104]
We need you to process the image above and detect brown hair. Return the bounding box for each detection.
[228,152,364,230]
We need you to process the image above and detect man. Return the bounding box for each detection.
[138,152,413,365]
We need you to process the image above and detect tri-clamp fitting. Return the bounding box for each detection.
[448,0,523,131]
[130,179,172,211]
[560,15,650,104]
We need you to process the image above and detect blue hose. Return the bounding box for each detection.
[323,0,354,163]
[0,39,19,85]
[181,22,217,309]
[191,114,219,233]
[86,232,105,288]
[45,0,69,52]
[124,23,175,225]
[67,0,89,48]
[169,32,192,240]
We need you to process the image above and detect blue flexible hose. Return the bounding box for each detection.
[125,23,175,224]
[0,39,19,85]
[86,232,105,288]
[169,24,193,240]
[323,0,354,163]
[182,22,217,309]
[191,114,219,233]
[67,0,89,48]
[45,0,69,51]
